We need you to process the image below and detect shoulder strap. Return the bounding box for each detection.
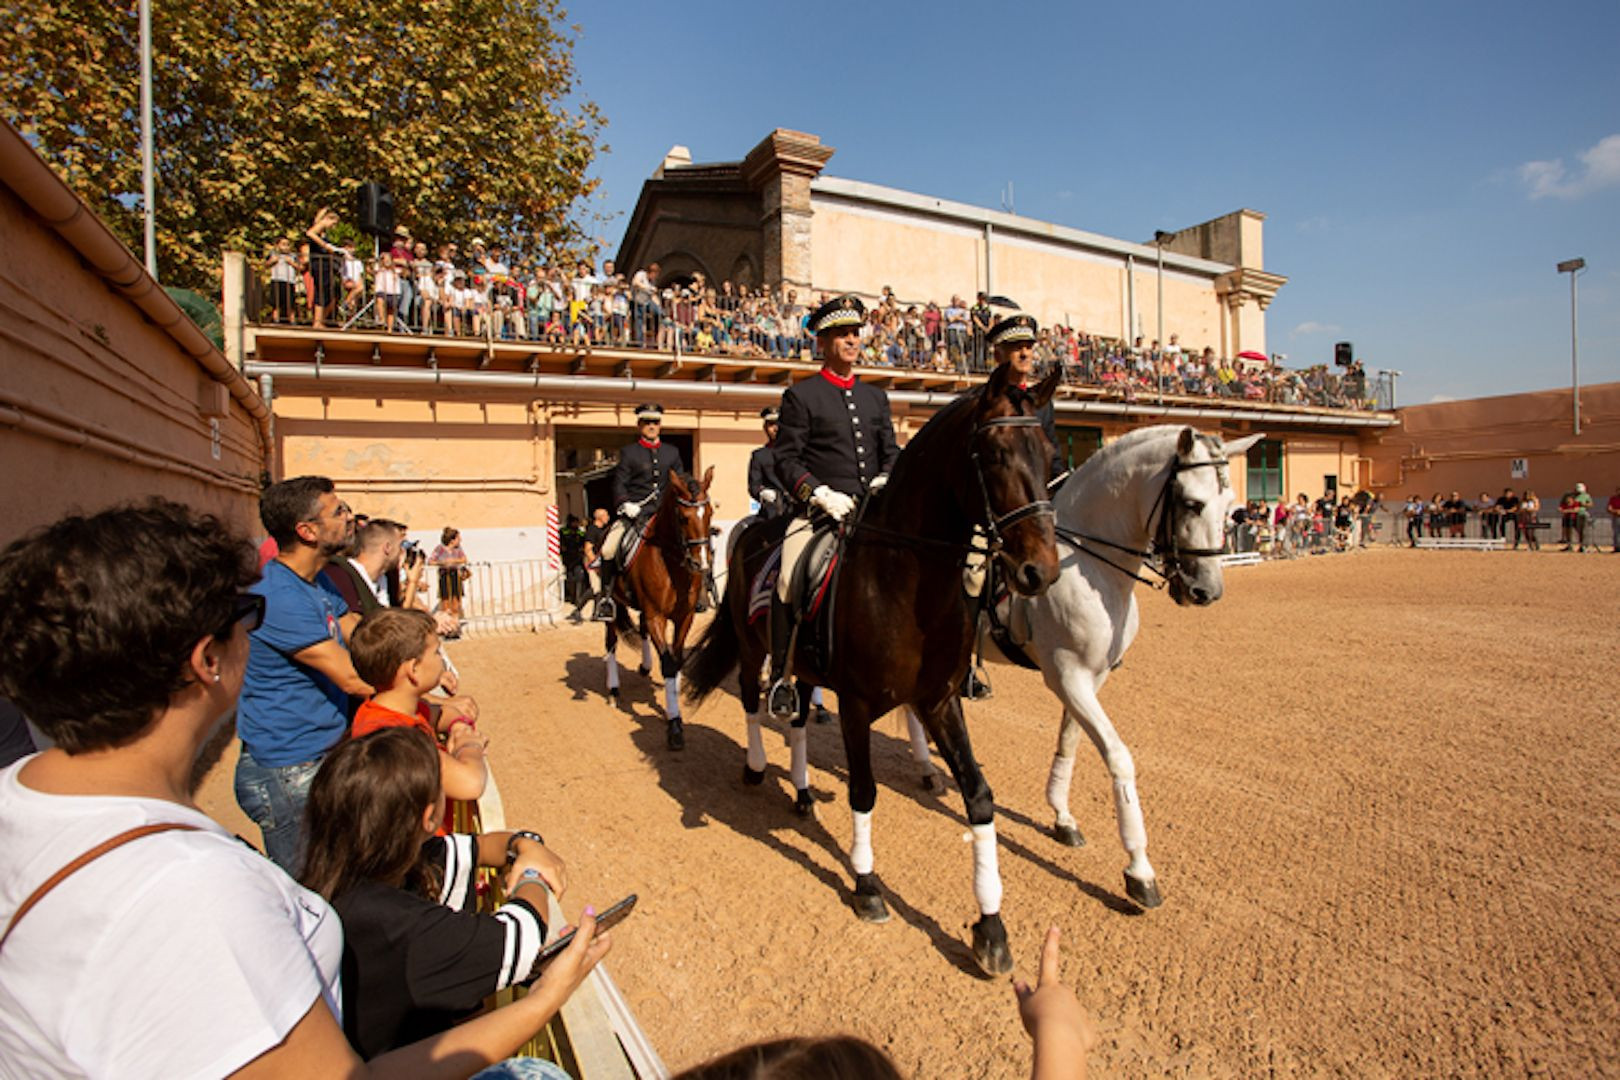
[1,822,201,953]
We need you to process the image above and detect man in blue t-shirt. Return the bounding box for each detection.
[235,476,371,872]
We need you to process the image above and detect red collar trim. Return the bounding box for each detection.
[639,437,660,449]
[1017,381,1030,391]
[819,367,856,390]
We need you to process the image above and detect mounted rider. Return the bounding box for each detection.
[748,406,786,522]
[766,294,899,718]
[594,403,687,622]
[961,312,1069,699]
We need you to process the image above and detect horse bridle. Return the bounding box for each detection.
[1054,452,1229,590]
[673,492,711,571]
[970,415,1057,559]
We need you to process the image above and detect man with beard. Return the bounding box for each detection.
[235,476,372,872]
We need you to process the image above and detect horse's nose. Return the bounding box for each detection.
[1189,581,1220,605]
[1017,561,1047,594]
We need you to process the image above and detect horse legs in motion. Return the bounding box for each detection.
[1043,670,1160,908]
[603,609,687,751]
[741,681,817,816]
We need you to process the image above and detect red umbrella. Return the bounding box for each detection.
[1237,350,1269,363]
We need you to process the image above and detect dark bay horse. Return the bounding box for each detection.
[683,363,1061,975]
[605,466,714,751]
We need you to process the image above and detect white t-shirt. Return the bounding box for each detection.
[0,758,343,1079]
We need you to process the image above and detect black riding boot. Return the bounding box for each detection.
[593,564,617,622]
[766,596,797,718]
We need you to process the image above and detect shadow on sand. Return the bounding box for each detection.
[560,651,1135,970]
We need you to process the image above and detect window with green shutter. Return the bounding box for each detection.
[1246,438,1283,502]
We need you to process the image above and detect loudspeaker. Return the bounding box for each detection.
[356,182,395,237]
[1334,341,1353,367]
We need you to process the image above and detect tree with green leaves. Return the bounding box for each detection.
[1,0,606,291]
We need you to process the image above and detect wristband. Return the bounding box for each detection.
[447,716,476,731]
[515,867,544,888]
[506,829,546,864]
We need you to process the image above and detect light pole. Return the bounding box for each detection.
[139,0,156,278]
[1557,258,1585,435]
[1153,230,1174,350]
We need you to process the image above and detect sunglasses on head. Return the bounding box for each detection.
[221,592,266,636]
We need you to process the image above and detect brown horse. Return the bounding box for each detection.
[683,363,1061,975]
[605,466,715,751]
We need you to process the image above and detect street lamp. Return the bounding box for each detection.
[1153,230,1174,350]
[1557,257,1585,435]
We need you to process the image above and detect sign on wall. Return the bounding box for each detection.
[1510,458,1528,479]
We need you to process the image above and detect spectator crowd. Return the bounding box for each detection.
[261,212,1378,412]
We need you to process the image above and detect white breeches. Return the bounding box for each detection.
[601,518,628,560]
[776,514,816,602]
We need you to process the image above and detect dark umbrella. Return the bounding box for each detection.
[985,295,1021,310]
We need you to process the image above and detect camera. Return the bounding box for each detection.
[402,539,424,567]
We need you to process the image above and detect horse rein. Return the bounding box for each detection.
[1054,453,1230,590]
[969,415,1057,556]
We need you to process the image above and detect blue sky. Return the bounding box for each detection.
[569,0,1618,406]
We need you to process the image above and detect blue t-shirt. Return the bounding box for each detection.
[238,560,352,767]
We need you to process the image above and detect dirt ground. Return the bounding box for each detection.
[199,547,1620,1078]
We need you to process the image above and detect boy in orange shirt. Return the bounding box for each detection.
[349,609,488,831]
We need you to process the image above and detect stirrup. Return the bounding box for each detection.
[960,666,992,701]
[766,678,798,719]
[593,597,616,622]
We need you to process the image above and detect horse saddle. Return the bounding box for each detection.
[746,523,840,627]
[616,514,651,572]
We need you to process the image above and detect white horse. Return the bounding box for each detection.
[907,425,1259,908]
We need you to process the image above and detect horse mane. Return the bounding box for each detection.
[882,388,980,493]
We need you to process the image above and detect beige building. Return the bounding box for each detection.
[0,120,268,548]
[617,129,1286,358]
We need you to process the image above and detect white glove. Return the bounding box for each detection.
[869,474,889,492]
[810,485,855,522]
[618,501,641,519]
[759,489,778,504]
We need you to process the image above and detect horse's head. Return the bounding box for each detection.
[667,467,714,573]
[1156,428,1262,606]
[971,363,1063,597]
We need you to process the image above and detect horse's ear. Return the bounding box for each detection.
[701,465,715,491]
[1223,432,1263,456]
[1032,367,1062,409]
[1176,426,1197,457]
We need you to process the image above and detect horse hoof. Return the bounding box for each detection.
[1125,873,1163,909]
[813,707,835,725]
[971,915,1014,977]
[666,719,685,751]
[853,875,890,923]
[919,772,944,794]
[1052,824,1086,848]
[637,665,651,677]
[742,765,766,786]
[794,788,813,816]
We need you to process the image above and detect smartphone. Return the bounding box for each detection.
[531,894,637,973]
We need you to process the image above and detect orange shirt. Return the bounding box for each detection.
[350,699,452,835]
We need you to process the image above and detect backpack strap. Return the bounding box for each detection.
[1,822,201,953]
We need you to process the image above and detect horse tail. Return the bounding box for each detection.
[682,591,740,706]
[612,604,639,645]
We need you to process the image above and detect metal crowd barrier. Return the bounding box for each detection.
[444,559,563,635]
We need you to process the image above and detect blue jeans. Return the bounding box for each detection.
[472,1059,574,1080]
[235,746,327,874]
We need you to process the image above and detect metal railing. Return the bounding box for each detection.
[442,559,564,635]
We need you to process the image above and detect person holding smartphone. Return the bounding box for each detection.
[300,726,610,1061]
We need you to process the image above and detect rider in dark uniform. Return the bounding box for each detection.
[594,403,687,621]
[766,294,899,717]
[960,312,1068,700]
[748,406,785,521]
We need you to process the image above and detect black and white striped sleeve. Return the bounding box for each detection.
[427,834,480,912]
[491,895,546,990]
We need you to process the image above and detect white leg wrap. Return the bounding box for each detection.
[642,638,654,671]
[1113,778,1148,853]
[789,726,809,791]
[745,714,766,772]
[810,686,824,706]
[905,709,937,774]
[971,823,1003,916]
[851,810,874,876]
[664,676,680,720]
[605,652,619,691]
[1047,753,1077,823]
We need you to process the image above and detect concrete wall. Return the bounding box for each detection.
[0,182,263,545]
[1361,381,1620,503]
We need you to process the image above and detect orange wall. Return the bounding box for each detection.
[0,185,263,545]
[1360,382,1620,503]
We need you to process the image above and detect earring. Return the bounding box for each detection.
[213,673,222,684]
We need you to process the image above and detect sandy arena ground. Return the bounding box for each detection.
[200,547,1620,1077]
